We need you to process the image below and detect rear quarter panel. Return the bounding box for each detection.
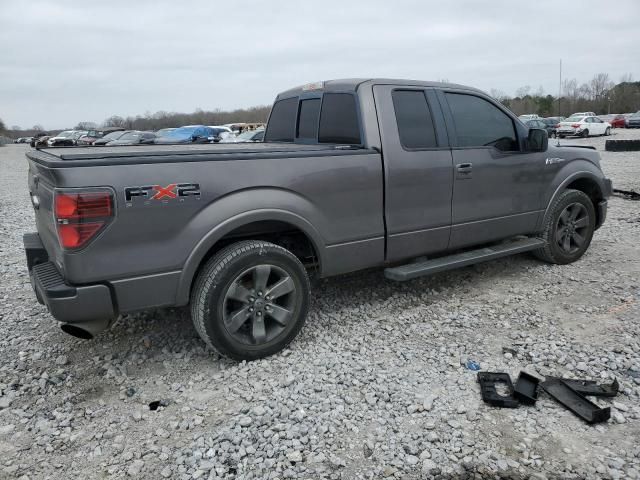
[48,152,385,293]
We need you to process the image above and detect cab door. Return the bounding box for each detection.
[438,90,548,249]
[373,85,454,263]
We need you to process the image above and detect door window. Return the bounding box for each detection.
[392,90,438,149]
[445,93,518,151]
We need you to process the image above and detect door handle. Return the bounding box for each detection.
[456,163,473,172]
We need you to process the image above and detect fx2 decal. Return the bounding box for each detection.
[124,183,201,207]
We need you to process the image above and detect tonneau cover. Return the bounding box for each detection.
[27,142,371,168]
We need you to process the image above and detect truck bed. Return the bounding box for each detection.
[27,143,368,167]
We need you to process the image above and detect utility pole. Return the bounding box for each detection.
[558,59,562,116]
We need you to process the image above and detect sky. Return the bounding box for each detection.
[1,0,639,130]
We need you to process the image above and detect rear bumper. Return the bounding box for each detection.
[24,233,115,324]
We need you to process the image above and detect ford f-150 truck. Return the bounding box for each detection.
[24,79,612,360]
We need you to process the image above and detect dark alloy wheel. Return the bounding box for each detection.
[191,240,310,360]
[555,203,589,255]
[221,264,298,346]
[534,189,596,264]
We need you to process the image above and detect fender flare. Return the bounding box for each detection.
[175,209,325,306]
[538,169,605,230]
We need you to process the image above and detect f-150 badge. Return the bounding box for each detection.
[124,183,200,207]
[545,157,565,165]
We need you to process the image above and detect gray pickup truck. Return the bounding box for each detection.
[24,79,612,360]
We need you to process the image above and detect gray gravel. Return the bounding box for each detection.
[1,130,639,479]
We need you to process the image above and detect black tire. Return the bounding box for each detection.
[550,131,557,139]
[580,129,589,138]
[605,139,640,151]
[605,127,611,136]
[534,189,596,265]
[190,240,310,361]
[559,134,566,139]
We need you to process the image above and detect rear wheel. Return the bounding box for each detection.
[191,240,310,360]
[580,129,589,138]
[605,127,611,136]
[534,189,596,265]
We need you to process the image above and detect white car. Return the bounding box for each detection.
[570,111,596,117]
[518,114,541,120]
[556,115,611,138]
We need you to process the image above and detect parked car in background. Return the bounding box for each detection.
[627,111,640,128]
[155,128,176,138]
[556,115,611,138]
[30,132,49,147]
[518,114,541,120]
[607,114,626,128]
[47,130,86,147]
[77,127,125,146]
[94,130,131,146]
[14,137,33,144]
[570,112,596,118]
[522,119,556,138]
[220,128,265,143]
[105,131,156,146]
[154,125,216,144]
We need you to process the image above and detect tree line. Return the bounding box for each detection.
[3,73,640,139]
[491,73,640,117]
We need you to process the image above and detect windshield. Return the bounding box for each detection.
[102,131,126,140]
[57,130,74,137]
[236,130,256,140]
[118,132,141,141]
[166,127,199,138]
[156,128,175,136]
[565,116,584,122]
[632,111,640,118]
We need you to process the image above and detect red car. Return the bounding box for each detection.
[609,114,626,128]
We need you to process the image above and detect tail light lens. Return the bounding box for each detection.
[572,124,581,128]
[54,190,113,249]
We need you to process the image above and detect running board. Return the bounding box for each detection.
[384,237,545,282]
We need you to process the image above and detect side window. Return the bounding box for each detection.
[445,93,518,151]
[392,90,438,149]
[264,97,298,142]
[297,98,321,140]
[318,93,361,144]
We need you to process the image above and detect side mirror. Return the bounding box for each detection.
[527,128,548,152]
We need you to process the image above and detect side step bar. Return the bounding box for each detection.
[384,237,545,282]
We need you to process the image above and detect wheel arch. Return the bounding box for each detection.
[540,169,606,231]
[176,209,325,306]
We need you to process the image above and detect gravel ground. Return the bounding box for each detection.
[1,130,639,480]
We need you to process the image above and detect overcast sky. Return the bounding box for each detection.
[1,0,639,129]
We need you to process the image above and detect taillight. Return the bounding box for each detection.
[572,124,581,128]
[555,124,560,128]
[54,190,113,249]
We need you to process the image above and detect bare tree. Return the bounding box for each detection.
[0,118,5,132]
[32,125,44,132]
[75,121,97,130]
[102,115,126,128]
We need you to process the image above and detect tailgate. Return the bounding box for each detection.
[27,158,63,270]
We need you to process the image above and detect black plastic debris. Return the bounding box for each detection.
[540,378,610,424]
[148,399,169,411]
[548,377,619,398]
[613,188,640,200]
[514,371,540,405]
[477,372,519,408]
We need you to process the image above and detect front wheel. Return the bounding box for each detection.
[534,189,596,265]
[605,127,611,136]
[191,240,310,360]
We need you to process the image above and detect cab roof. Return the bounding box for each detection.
[276,78,484,99]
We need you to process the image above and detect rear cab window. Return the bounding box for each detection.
[265,92,361,145]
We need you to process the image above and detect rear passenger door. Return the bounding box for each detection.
[373,85,454,263]
[439,91,547,249]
